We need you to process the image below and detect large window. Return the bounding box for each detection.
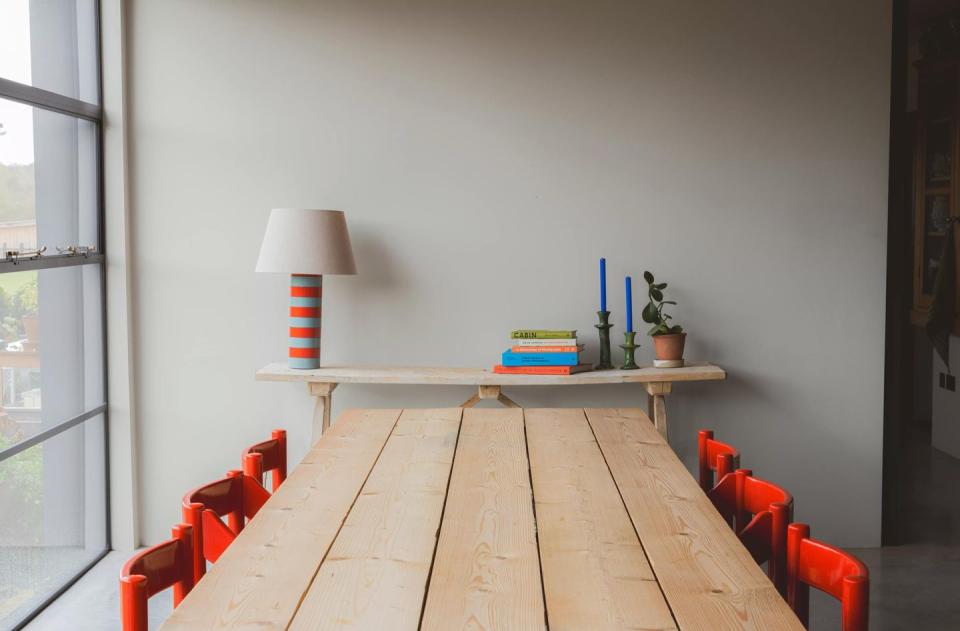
[0,2,107,629]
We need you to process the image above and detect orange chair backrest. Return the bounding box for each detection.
[242,429,287,492]
[787,523,870,631]
[120,524,193,631]
[709,468,793,594]
[181,470,270,582]
[697,429,740,492]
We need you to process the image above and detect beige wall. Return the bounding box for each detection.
[126,0,892,546]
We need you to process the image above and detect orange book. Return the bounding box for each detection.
[493,364,593,375]
[510,345,582,353]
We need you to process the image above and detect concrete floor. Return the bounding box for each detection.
[806,423,960,630]
[23,551,171,631]
[21,426,960,630]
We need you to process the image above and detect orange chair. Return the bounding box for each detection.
[242,429,287,492]
[181,470,270,582]
[787,523,870,631]
[697,429,740,492]
[708,468,793,594]
[120,523,194,631]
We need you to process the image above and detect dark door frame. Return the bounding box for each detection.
[882,0,911,547]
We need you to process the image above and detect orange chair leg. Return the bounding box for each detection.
[171,523,194,607]
[182,501,206,583]
[769,502,790,596]
[787,523,811,627]
[273,429,287,491]
[243,452,265,488]
[120,575,148,631]
[842,575,869,631]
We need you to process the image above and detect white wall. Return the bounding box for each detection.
[126,0,891,547]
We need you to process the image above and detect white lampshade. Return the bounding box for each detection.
[255,209,357,275]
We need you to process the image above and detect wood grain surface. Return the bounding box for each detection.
[525,408,677,631]
[161,408,800,631]
[256,362,725,386]
[586,408,805,631]
[289,408,461,630]
[160,409,402,630]
[419,408,545,631]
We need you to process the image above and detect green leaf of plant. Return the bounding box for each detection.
[655,283,667,290]
[670,324,683,333]
[650,289,663,302]
[641,302,660,323]
[648,324,664,336]
[643,271,654,284]
[661,300,677,306]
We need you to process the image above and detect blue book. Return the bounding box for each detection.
[501,350,579,366]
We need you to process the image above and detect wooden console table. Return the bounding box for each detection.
[256,362,726,443]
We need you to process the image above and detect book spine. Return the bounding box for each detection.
[510,330,577,339]
[493,365,576,375]
[502,351,579,366]
[511,345,581,353]
[513,338,579,346]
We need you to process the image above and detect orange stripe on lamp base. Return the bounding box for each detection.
[255,209,358,372]
[288,274,321,369]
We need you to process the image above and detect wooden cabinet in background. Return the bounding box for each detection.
[912,56,960,333]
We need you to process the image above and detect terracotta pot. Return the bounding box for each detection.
[652,332,686,361]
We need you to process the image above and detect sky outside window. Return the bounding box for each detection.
[0,0,35,166]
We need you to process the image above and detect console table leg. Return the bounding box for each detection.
[309,382,338,443]
[460,391,481,408]
[644,382,672,440]
[461,385,519,408]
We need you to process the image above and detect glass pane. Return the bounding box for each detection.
[0,97,99,252]
[0,0,99,104]
[0,265,104,452]
[0,414,106,629]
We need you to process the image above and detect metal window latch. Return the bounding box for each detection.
[5,246,46,263]
[55,245,98,257]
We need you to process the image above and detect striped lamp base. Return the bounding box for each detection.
[289,274,321,369]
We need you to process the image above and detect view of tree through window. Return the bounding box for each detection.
[0,1,106,628]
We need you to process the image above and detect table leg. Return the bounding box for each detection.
[460,385,519,408]
[644,382,672,440]
[308,382,338,443]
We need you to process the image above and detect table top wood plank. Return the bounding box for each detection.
[585,408,804,631]
[256,362,725,386]
[419,408,546,631]
[524,408,678,631]
[159,408,403,631]
[161,407,798,631]
[288,408,462,630]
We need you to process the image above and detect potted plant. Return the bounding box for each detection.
[641,271,686,367]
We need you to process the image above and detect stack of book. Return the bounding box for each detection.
[493,329,592,375]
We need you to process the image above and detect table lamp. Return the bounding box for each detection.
[256,209,357,369]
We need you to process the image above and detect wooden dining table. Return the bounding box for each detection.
[160,407,803,630]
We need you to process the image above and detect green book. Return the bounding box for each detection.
[510,329,577,339]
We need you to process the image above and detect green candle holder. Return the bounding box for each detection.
[620,331,639,370]
[595,310,613,370]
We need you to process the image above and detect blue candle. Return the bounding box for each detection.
[625,276,633,332]
[600,258,607,312]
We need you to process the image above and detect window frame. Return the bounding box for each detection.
[0,1,111,627]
